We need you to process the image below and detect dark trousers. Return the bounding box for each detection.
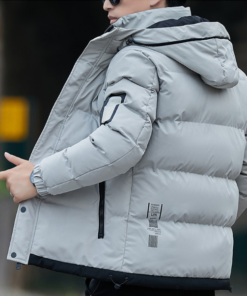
[85,278,216,296]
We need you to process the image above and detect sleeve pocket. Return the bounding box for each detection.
[100,93,126,125]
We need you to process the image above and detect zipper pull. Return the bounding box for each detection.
[109,275,129,289]
[16,262,21,270]
[126,36,134,46]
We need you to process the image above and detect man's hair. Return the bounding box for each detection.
[167,0,187,7]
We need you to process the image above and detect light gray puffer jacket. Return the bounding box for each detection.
[7,6,247,292]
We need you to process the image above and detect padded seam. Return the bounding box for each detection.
[141,167,237,182]
[159,119,245,132]
[128,217,233,228]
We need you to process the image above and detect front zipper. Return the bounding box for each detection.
[98,181,105,239]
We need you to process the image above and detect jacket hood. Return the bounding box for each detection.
[112,6,239,89]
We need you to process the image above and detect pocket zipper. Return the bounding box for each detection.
[98,106,106,239]
[98,181,105,239]
[97,93,126,239]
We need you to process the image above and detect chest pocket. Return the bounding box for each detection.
[100,93,126,125]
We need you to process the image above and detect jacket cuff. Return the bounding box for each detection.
[33,163,50,197]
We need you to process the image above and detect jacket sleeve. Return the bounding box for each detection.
[235,134,247,219]
[33,48,159,196]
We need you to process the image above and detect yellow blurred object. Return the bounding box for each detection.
[0,97,29,142]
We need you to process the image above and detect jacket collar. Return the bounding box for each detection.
[111,6,191,30]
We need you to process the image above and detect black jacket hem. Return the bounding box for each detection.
[28,254,231,291]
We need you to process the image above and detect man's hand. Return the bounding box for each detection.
[0,152,38,204]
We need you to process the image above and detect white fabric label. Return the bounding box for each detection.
[146,203,163,247]
[147,227,161,236]
[102,96,122,123]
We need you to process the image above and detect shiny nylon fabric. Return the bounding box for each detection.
[7,6,247,288]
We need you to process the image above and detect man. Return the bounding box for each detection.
[2,0,247,295]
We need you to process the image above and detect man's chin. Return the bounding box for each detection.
[110,19,118,24]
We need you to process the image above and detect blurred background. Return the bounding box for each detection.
[0,1,246,295]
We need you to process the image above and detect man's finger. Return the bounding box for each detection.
[0,170,8,180]
[6,181,10,192]
[13,196,20,204]
[4,152,26,166]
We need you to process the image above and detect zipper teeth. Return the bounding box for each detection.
[98,118,105,239]
[98,181,105,239]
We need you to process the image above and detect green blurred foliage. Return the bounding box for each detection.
[0,180,8,195]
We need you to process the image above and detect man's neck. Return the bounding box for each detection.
[151,0,167,9]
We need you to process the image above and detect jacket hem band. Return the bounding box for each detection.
[28,254,231,291]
